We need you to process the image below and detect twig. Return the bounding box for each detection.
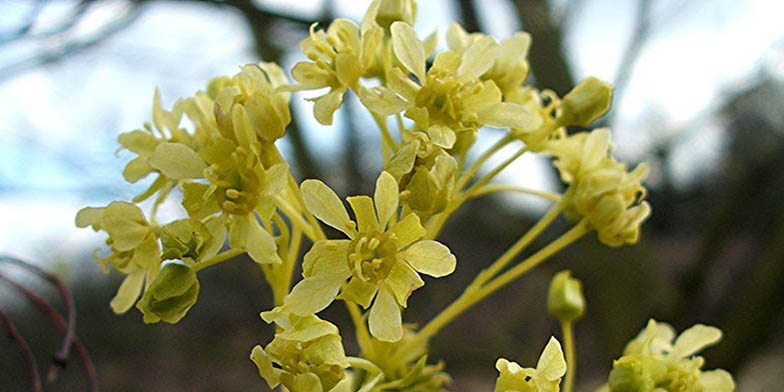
[0,273,99,392]
[0,305,43,392]
[0,256,76,381]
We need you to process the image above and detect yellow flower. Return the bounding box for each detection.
[278,171,457,342]
[495,337,567,392]
[505,87,562,152]
[136,261,200,324]
[547,128,651,247]
[252,312,349,392]
[547,270,585,323]
[289,19,383,125]
[447,23,532,96]
[360,22,540,150]
[75,202,161,314]
[602,320,735,392]
[384,135,458,217]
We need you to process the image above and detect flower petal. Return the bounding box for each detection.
[312,89,345,126]
[391,21,426,81]
[388,213,426,249]
[301,179,357,238]
[250,345,281,389]
[368,285,403,342]
[426,124,456,149]
[230,215,282,265]
[340,277,378,309]
[303,240,351,277]
[399,240,456,277]
[359,86,409,116]
[283,272,347,316]
[672,324,722,358]
[478,102,542,130]
[536,337,566,381]
[109,269,145,314]
[385,261,424,307]
[374,171,399,229]
[347,196,380,234]
[150,142,207,179]
[458,35,499,78]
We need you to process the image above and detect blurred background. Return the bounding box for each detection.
[1,0,783,390]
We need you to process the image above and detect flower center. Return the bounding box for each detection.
[347,231,398,282]
[416,75,464,127]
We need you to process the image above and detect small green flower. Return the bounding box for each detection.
[360,22,540,150]
[279,171,457,341]
[158,217,224,263]
[557,77,613,128]
[75,201,161,314]
[547,128,651,247]
[384,135,458,217]
[136,261,200,324]
[602,320,735,392]
[251,312,349,392]
[289,19,383,125]
[447,23,532,96]
[547,270,585,323]
[495,337,567,392]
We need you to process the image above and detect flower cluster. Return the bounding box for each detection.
[599,320,735,392]
[74,0,736,391]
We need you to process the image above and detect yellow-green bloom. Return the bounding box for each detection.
[495,337,567,392]
[158,217,225,263]
[505,87,562,151]
[547,128,651,247]
[289,19,383,125]
[75,201,161,314]
[363,0,417,32]
[279,171,457,341]
[384,135,458,217]
[360,22,540,150]
[447,23,532,96]
[251,312,349,392]
[557,77,613,128]
[547,270,585,323]
[208,63,292,143]
[601,320,735,392]
[136,261,199,324]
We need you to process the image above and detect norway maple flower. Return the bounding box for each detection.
[288,19,383,125]
[495,337,567,392]
[446,23,532,96]
[384,135,458,217]
[251,311,350,392]
[599,320,735,392]
[277,171,457,342]
[360,21,540,151]
[75,201,161,314]
[547,128,650,247]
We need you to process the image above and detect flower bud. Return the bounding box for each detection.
[375,0,416,30]
[558,77,613,127]
[136,262,200,324]
[608,356,655,392]
[547,270,585,323]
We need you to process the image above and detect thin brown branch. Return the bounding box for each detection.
[0,256,76,380]
[456,0,481,33]
[0,273,99,392]
[0,3,143,82]
[0,305,43,392]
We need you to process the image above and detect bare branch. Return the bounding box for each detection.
[0,3,143,82]
[0,256,76,381]
[0,305,43,392]
[0,273,99,392]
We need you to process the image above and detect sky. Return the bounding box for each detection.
[0,0,782,262]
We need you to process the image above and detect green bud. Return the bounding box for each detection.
[376,0,417,30]
[136,262,200,324]
[608,356,654,392]
[547,270,585,322]
[558,76,613,127]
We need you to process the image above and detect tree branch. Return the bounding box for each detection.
[0,306,42,392]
